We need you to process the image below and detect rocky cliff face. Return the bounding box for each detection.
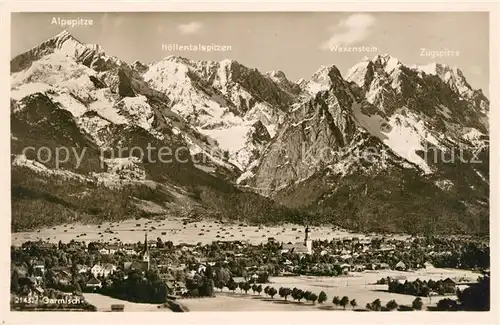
[245,55,489,233]
[243,66,362,194]
[141,56,304,170]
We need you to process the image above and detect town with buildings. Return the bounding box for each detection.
[10,223,490,312]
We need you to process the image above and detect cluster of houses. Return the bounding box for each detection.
[271,229,413,275]
[13,226,470,304]
[14,233,193,298]
[97,244,136,256]
[25,258,119,290]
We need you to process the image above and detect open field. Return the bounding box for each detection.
[75,268,479,312]
[82,293,170,312]
[180,292,325,311]
[184,268,479,311]
[11,217,407,246]
[266,271,464,310]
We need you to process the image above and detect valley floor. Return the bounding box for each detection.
[82,293,170,312]
[82,268,476,312]
[184,268,477,311]
[11,217,408,246]
[13,217,482,312]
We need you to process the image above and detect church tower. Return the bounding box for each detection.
[142,232,150,270]
[304,226,312,254]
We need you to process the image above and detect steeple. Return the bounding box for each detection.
[304,226,312,255]
[143,232,149,253]
[142,232,150,270]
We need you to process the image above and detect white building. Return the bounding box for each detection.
[123,247,137,256]
[77,264,90,274]
[33,264,46,276]
[91,263,116,278]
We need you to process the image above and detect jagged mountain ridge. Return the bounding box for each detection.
[245,55,489,233]
[10,31,489,233]
[140,55,305,169]
[11,30,125,73]
[10,30,299,231]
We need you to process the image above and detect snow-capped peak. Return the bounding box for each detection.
[220,58,237,66]
[371,53,399,62]
[131,60,148,73]
[162,55,192,65]
[313,64,341,77]
[266,70,295,88]
[300,64,344,95]
[310,65,344,85]
[371,54,402,74]
[54,29,72,39]
[410,62,476,98]
[411,62,458,76]
[11,30,123,74]
[346,55,401,88]
[28,29,84,53]
[44,29,103,55]
[345,60,371,87]
[266,70,287,80]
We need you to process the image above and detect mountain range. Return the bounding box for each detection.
[10,30,490,234]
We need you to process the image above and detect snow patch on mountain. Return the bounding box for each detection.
[302,65,340,95]
[437,104,452,119]
[11,82,52,102]
[383,56,401,74]
[102,157,145,179]
[13,154,89,181]
[142,56,294,170]
[345,61,370,88]
[144,58,242,129]
[180,134,233,170]
[12,52,95,86]
[236,158,260,185]
[435,179,454,191]
[291,113,318,127]
[305,81,330,95]
[202,124,255,169]
[351,100,437,174]
[462,128,486,147]
[11,82,90,117]
[383,110,442,174]
[462,128,483,141]
[473,169,488,184]
[48,89,89,117]
[116,95,155,131]
[88,89,127,124]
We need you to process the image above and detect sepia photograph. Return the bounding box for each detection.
[4,6,495,322]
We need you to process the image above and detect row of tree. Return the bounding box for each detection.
[227,282,360,309]
[231,280,430,312]
[383,278,456,296]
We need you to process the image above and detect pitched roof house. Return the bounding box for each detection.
[86,277,102,288]
[395,261,407,271]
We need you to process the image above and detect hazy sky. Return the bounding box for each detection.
[11,12,490,96]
